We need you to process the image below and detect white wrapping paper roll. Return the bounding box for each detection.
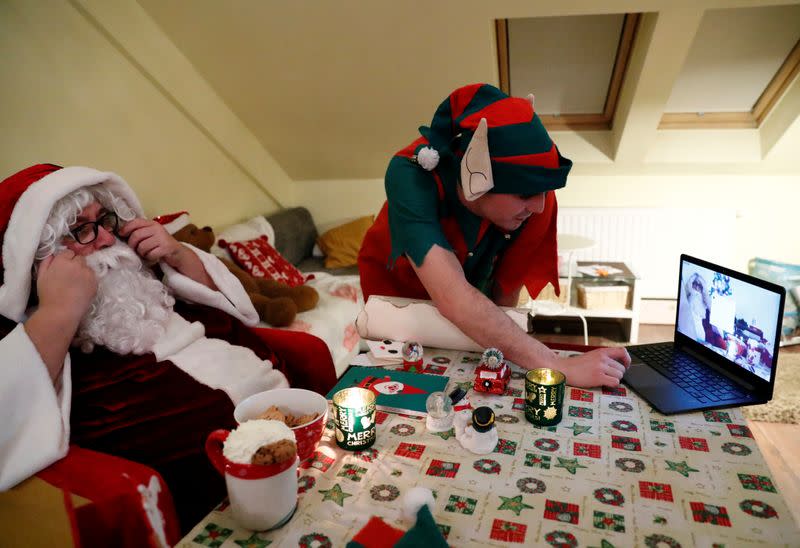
[355,295,529,352]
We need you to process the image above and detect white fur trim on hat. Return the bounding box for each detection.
[161,213,190,235]
[0,167,144,322]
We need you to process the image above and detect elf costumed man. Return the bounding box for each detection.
[358,84,630,388]
[0,164,336,531]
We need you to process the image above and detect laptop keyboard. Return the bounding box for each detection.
[629,344,748,403]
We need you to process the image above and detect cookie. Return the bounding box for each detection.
[251,438,297,465]
[289,413,319,427]
[256,405,286,422]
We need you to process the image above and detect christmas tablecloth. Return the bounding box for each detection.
[178,349,800,547]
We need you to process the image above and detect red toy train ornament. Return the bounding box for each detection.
[473,348,510,395]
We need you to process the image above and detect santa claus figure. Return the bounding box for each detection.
[357,375,428,396]
[0,164,334,531]
[679,272,726,349]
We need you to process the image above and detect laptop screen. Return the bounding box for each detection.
[676,258,782,382]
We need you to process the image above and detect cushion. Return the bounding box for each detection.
[317,215,374,269]
[265,207,318,266]
[219,236,306,287]
[210,215,275,260]
[296,256,360,276]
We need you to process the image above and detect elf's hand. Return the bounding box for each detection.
[119,218,188,268]
[557,347,631,388]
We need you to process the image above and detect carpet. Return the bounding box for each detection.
[742,350,800,424]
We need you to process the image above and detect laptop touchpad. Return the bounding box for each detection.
[624,364,699,414]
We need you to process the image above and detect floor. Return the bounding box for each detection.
[533,320,800,529]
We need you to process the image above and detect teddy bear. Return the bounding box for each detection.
[171,223,319,327]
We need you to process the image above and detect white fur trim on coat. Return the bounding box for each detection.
[0,324,71,490]
[161,213,191,235]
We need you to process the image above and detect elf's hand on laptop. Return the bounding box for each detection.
[559,347,631,388]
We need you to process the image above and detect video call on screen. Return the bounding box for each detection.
[676,260,781,382]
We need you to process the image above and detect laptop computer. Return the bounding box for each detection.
[623,254,786,415]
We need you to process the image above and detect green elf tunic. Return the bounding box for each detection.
[358,136,563,303]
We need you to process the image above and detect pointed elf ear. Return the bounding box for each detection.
[460,117,494,201]
[527,93,535,111]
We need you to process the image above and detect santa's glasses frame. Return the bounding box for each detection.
[69,211,119,244]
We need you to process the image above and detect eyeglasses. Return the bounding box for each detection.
[69,211,119,244]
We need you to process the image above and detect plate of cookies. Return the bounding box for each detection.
[234,388,328,460]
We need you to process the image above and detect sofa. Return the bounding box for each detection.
[266,207,360,276]
[211,207,364,378]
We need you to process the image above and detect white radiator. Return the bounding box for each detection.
[557,207,737,299]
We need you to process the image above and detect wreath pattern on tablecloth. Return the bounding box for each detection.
[534,438,560,452]
[594,487,625,506]
[644,534,681,548]
[611,420,638,432]
[740,499,778,519]
[473,459,502,474]
[370,484,400,502]
[390,424,416,437]
[544,530,578,547]
[297,475,316,494]
[517,477,546,494]
[722,442,752,456]
[615,458,645,473]
[432,356,451,364]
[497,414,520,424]
[299,533,332,548]
[609,401,634,412]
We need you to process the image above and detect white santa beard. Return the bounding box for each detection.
[74,241,175,355]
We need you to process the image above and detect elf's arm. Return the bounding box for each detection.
[412,245,629,388]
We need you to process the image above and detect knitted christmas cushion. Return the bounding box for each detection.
[219,235,306,287]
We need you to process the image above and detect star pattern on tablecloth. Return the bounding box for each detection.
[498,495,534,516]
[665,459,699,478]
[554,457,587,475]
[319,483,352,507]
[564,422,592,436]
[234,532,272,548]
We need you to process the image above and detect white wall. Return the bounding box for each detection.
[0,0,292,228]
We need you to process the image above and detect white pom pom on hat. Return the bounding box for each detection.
[402,486,436,522]
[415,147,439,171]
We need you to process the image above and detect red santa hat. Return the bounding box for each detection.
[153,211,191,235]
[0,164,144,322]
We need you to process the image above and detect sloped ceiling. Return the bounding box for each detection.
[138,0,800,180]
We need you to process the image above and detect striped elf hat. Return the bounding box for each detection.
[414,83,572,201]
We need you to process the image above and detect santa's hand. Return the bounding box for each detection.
[557,347,631,388]
[36,250,98,322]
[119,218,187,267]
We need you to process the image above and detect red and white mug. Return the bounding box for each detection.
[205,429,298,531]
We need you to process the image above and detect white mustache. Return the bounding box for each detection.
[84,240,144,276]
